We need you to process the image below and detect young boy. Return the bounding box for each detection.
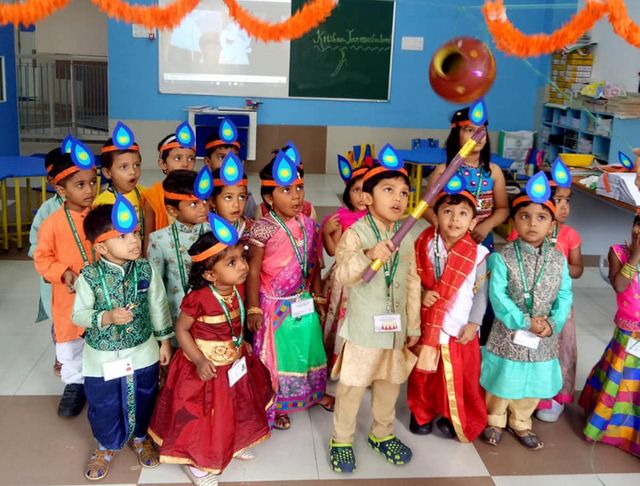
[29,148,65,374]
[407,191,489,443]
[329,160,420,473]
[480,192,572,450]
[147,170,210,327]
[34,149,98,417]
[72,204,173,481]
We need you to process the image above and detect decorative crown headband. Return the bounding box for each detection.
[261,143,304,187]
[52,137,96,185]
[338,154,369,184]
[160,122,196,152]
[164,166,214,202]
[214,153,247,187]
[191,213,239,262]
[361,144,407,184]
[205,118,241,150]
[101,121,139,154]
[95,193,139,243]
[512,156,572,211]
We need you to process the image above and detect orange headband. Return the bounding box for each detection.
[94,226,140,244]
[361,166,408,184]
[46,164,54,174]
[213,178,248,187]
[52,166,80,185]
[260,178,304,187]
[205,140,241,151]
[164,191,199,201]
[348,167,369,182]
[435,190,478,209]
[159,141,195,153]
[101,144,140,154]
[191,242,228,262]
[451,120,476,128]
[512,195,557,214]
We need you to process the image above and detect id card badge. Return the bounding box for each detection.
[513,330,541,350]
[626,337,640,359]
[374,314,402,333]
[291,298,314,319]
[228,356,248,387]
[102,357,134,381]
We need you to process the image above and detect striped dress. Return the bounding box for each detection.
[579,244,640,457]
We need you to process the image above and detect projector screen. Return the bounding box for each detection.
[159,0,291,98]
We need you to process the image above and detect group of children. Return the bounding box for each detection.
[27,110,639,484]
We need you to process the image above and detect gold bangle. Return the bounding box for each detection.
[247,307,263,316]
[621,263,637,279]
[313,296,327,305]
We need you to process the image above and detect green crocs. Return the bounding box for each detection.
[367,433,413,465]
[328,439,356,473]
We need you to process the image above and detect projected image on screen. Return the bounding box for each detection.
[159,0,290,97]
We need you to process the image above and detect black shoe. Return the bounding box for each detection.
[58,383,86,417]
[409,414,433,435]
[436,417,456,439]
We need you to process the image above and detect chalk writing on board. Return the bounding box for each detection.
[313,29,391,76]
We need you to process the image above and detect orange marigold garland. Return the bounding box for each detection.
[607,0,640,49]
[90,0,200,31]
[0,0,70,27]
[223,0,337,42]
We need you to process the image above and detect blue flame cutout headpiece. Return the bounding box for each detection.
[61,135,74,154]
[112,193,138,234]
[526,171,552,204]
[112,121,135,150]
[378,144,403,171]
[469,99,488,125]
[194,166,214,200]
[175,121,195,149]
[284,142,301,167]
[338,155,353,182]
[272,151,300,187]
[70,139,95,170]
[220,153,244,186]
[444,173,466,195]
[619,151,635,170]
[551,157,571,188]
[219,118,238,144]
[209,212,239,246]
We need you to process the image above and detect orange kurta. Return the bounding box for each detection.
[142,181,170,231]
[33,206,94,343]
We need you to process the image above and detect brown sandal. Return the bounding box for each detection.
[274,413,291,430]
[481,426,503,446]
[85,448,115,481]
[508,428,544,450]
[317,394,335,412]
[130,437,160,468]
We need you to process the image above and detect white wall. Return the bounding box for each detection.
[588,0,640,92]
[35,0,107,57]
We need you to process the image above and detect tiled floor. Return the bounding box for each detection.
[1,174,638,485]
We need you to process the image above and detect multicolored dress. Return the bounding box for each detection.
[321,207,367,368]
[248,212,327,423]
[579,244,640,457]
[457,163,494,250]
[149,286,273,473]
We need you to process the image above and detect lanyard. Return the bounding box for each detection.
[270,211,308,279]
[433,234,444,280]
[55,194,63,204]
[550,225,558,247]
[97,260,138,311]
[366,212,400,306]
[64,204,90,267]
[108,186,145,239]
[170,223,190,293]
[514,240,549,313]
[209,286,244,349]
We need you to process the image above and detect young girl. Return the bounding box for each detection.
[321,155,368,367]
[149,225,273,485]
[579,215,640,457]
[509,174,584,422]
[210,153,252,242]
[95,122,146,239]
[247,149,333,431]
[480,184,572,450]
[142,122,197,251]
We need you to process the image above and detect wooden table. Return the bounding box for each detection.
[571,175,636,213]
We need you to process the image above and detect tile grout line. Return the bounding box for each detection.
[12,336,52,396]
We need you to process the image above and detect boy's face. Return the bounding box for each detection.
[56,169,98,210]
[362,176,409,226]
[205,146,238,170]
[436,200,477,242]
[158,148,196,174]
[552,187,571,224]
[103,152,142,194]
[512,203,556,248]
[211,185,248,223]
[167,199,209,226]
[96,231,142,264]
[265,183,305,220]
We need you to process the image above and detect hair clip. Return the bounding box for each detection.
[175,121,195,149]
[70,139,95,170]
[526,171,551,203]
[219,118,238,144]
[551,157,571,188]
[619,151,635,170]
[220,153,244,186]
[112,193,138,234]
[209,212,239,246]
[112,121,136,150]
[378,144,403,170]
[194,166,214,200]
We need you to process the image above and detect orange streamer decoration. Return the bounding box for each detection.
[223,0,337,42]
[0,0,70,26]
[483,0,640,57]
[90,0,200,31]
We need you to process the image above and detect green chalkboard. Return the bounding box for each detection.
[288,0,395,101]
